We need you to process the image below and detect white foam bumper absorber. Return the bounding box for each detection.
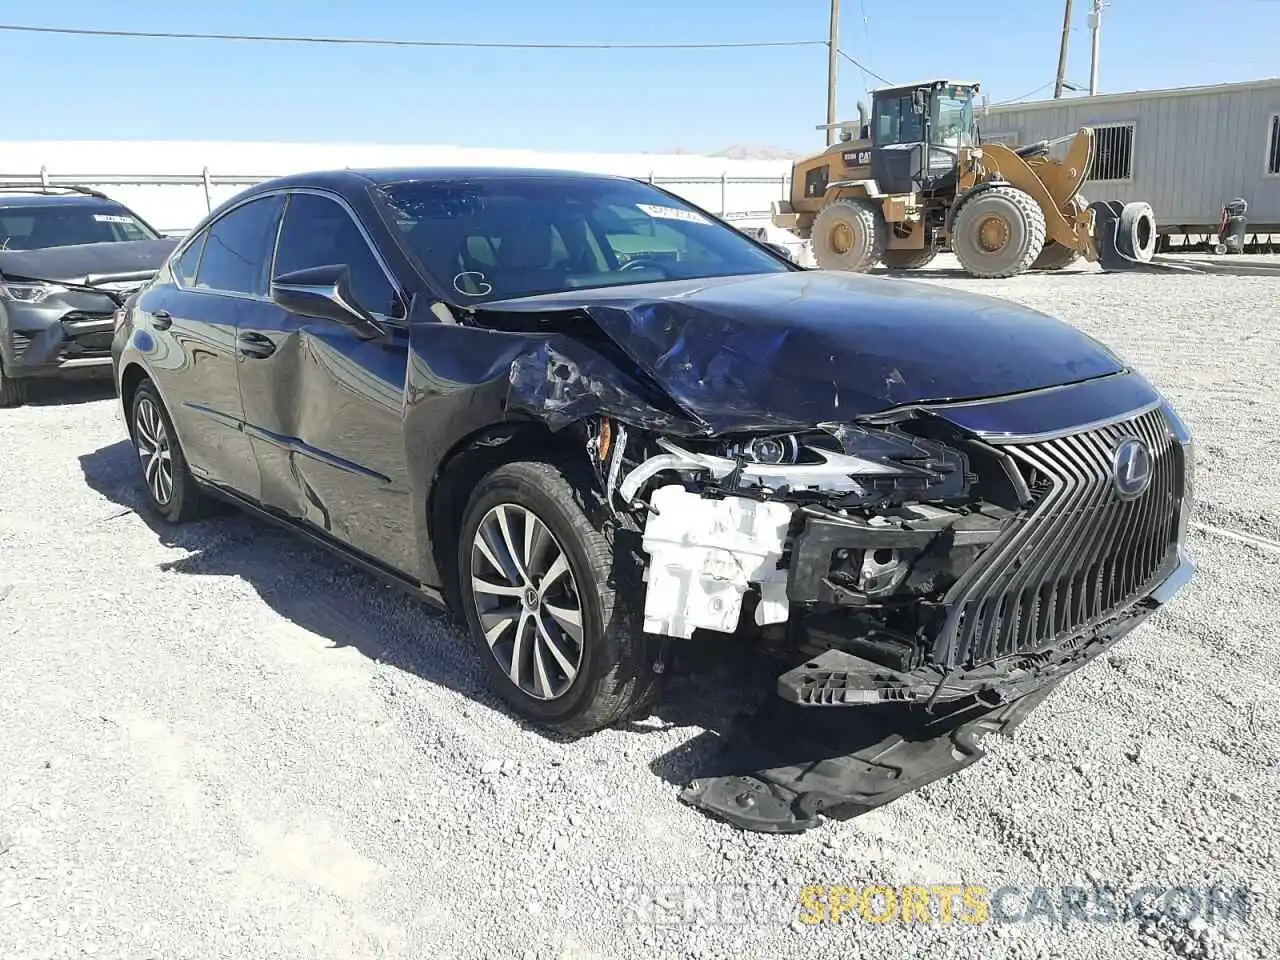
[639,484,795,639]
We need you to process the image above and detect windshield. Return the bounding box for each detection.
[932,87,976,147]
[375,176,793,304]
[0,202,158,250]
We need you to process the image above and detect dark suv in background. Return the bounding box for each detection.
[0,185,176,406]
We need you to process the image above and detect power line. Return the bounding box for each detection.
[836,48,892,87]
[0,22,826,50]
[990,81,1055,106]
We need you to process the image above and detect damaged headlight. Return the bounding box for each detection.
[722,434,802,465]
[617,424,970,503]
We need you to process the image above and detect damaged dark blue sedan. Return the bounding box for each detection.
[111,167,1195,833]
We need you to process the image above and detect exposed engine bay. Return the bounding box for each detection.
[591,412,1010,671]
[575,395,1192,832]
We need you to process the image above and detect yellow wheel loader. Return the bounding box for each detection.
[772,80,1158,278]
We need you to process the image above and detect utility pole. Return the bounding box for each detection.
[826,0,840,145]
[1053,0,1074,99]
[1088,0,1106,95]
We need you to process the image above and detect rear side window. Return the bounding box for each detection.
[194,195,284,297]
[273,192,403,318]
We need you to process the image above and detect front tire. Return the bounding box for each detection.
[0,361,28,408]
[129,379,209,523]
[456,461,658,738]
[951,185,1047,278]
[1030,241,1081,271]
[811,198,887,272]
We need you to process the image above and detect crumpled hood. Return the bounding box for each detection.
[0,238,178,286]
[482,270,1127,431]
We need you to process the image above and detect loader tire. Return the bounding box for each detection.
[1030,241,1081,271]
[951,185,1047,278]
[811,198,886,272]
[881,248,939,271]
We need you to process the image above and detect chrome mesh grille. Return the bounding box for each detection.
[943,405,1184,668]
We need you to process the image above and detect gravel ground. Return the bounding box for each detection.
[1,257,1277,960]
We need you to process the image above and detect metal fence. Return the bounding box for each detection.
[0,166,794,236]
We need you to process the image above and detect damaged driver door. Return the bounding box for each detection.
[236,188,417,575]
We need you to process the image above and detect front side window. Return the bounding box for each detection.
[375,176,791,304]
[932,87,976,147]
[0,202,158,250]
[194,194,283,297]
[272,192,403,318]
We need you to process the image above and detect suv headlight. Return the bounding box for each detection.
[0,280,66,304]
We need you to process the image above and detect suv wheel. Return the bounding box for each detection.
[0,361,28,408]
[456,460,658,737]
[130,379,208,523]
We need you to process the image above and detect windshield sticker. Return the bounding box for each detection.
[453,271,493,297]
[636,204,712,225]
[93,214,136,224]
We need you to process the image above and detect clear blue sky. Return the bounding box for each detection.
[1,1,1276,153]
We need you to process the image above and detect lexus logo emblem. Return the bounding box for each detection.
[1112,437,1153,499]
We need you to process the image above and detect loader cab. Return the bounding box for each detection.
[869,80,979,195]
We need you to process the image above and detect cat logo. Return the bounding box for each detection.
[842,149,872,167]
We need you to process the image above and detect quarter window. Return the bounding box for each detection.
[174,232,206,287]
[273,193,402,319]
[194,195,283,296]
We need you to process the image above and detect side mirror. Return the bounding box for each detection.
[765,241,796,262]
[912,89,928,114]
[270,264,384,338]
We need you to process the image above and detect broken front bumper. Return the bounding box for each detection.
[1,300,117,379]
[679,550,1193,834]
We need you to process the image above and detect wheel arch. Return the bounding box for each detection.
[424,418,603,608]
[118,361,152,434]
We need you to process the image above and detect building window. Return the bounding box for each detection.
[1088,123,1135,181]
[1268,114,1280,176]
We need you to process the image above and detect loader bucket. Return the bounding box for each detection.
[1090,200,1158,270]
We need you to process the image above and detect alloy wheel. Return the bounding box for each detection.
[134,397,174,506]
[469,503,585,701]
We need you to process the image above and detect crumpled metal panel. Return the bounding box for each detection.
[475,270,1129,435]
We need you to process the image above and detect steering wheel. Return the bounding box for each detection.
[618,257,668,274]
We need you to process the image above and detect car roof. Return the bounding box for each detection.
[244,166,638,194]
[0,193,124,209]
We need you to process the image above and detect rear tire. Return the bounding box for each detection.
[880,248,939,271]
[951,185,1047,278]
[0,361,28,408]
[129,379,210,523]
[456,460,660,738]
[811,198,887,272]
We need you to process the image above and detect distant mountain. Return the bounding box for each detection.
[708,144,803,160]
